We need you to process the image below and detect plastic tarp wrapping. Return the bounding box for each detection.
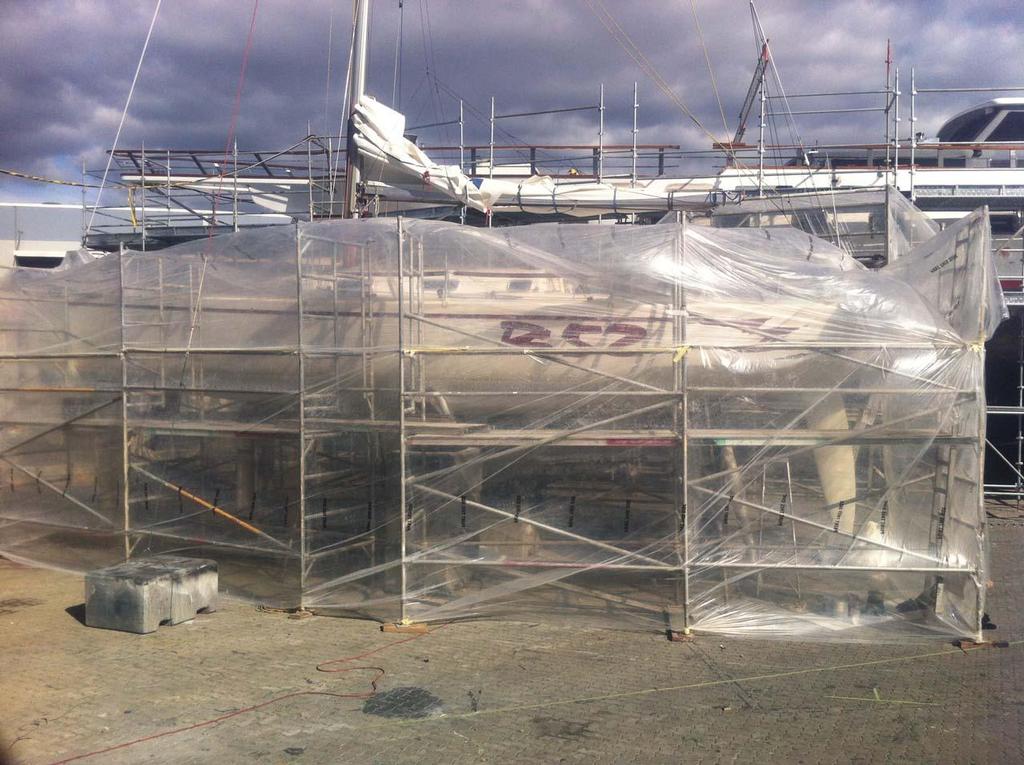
[885,189,940,260]
[709,188,940,267]
[0,209,999,640]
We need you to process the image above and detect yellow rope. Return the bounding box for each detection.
[406,346,692,360]
[127,187,138,227]
[370,638,1021,727]
[0,167,101,188]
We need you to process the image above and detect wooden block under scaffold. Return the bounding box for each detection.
[381,622,431,634]
[667,630,696,642]
[954,638,1009,652]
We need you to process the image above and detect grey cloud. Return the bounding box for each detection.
[1,0,1020,201]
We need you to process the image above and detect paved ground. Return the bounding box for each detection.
[2,519,1023,765]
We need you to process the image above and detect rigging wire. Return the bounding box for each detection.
[171,0,259,392]
[581,0,853,227]
[415,0,450,147]
[325,3,335,136]
[414,0,439,139]
[689,0,730,139]
[208,0,260,236]
[392,0,405,109]
[421,0,453,147]
[581,0,777,187]
[431,78,537,165]
[581,0,720,150]
[404,69,432,125]
[749,1,852,251]
[86,0,163,234]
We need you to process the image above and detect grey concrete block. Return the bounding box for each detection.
[84,555,218,634]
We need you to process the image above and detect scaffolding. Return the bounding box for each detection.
[0,210,998,640]
[81,139,340,251]
[702,55,1024,504]
[62,58,1024,515]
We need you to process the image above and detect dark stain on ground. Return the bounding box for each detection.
[0,598,42,616]
[531,716,595,740]
[362,687,444,719]
[283,747,305,756]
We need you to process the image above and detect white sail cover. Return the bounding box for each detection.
[352,96,494,212]
[351,96,714,216]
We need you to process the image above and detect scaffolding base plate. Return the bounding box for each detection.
[667,629,695,643]
[381,622,431,634]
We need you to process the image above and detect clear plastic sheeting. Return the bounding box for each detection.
[0,210,999,640]
[708,188,940,267]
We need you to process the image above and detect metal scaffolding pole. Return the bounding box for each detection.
[631,82,638,187]
[307,126,314,222]
[893,67,901,180]
[296,223,308,603]
[118,243,130,560]
[165,150,171,229]
[397,217,409,624]
[598,83,605,183]
[757,75,766,194]
[1019,222,1024,509]
[140,144,148,250]
[80,159,86,245]
[1017,308,1023,509]
[884,41,892,178]
[676,217,691,632]
[910,68,917,202]
[233,138,240,231]
[974,208,993,636]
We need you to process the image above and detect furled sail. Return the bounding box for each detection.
[350,96,714,216]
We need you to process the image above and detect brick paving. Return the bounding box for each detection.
[2,519,1022,764]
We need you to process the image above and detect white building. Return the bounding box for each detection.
[0,202,83,268]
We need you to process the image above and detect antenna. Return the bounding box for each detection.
[732,42,770,147]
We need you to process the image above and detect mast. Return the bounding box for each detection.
[344,0,370,219]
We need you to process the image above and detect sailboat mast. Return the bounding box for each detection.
[344,0,370,218]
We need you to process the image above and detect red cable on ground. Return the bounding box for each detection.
[47,624,445,765]
[316,626,444,673]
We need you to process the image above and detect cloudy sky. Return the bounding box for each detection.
[1,0,1020,202]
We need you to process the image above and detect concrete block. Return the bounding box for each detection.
[84,555,218,634]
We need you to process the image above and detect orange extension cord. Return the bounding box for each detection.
[47,625,444,765]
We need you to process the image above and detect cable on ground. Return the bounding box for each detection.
[46,622,445,765]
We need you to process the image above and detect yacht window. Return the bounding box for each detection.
[938,107,995,142]
[987,111,1024,142]
[991,215,1022,235]
[507,279,533,291]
